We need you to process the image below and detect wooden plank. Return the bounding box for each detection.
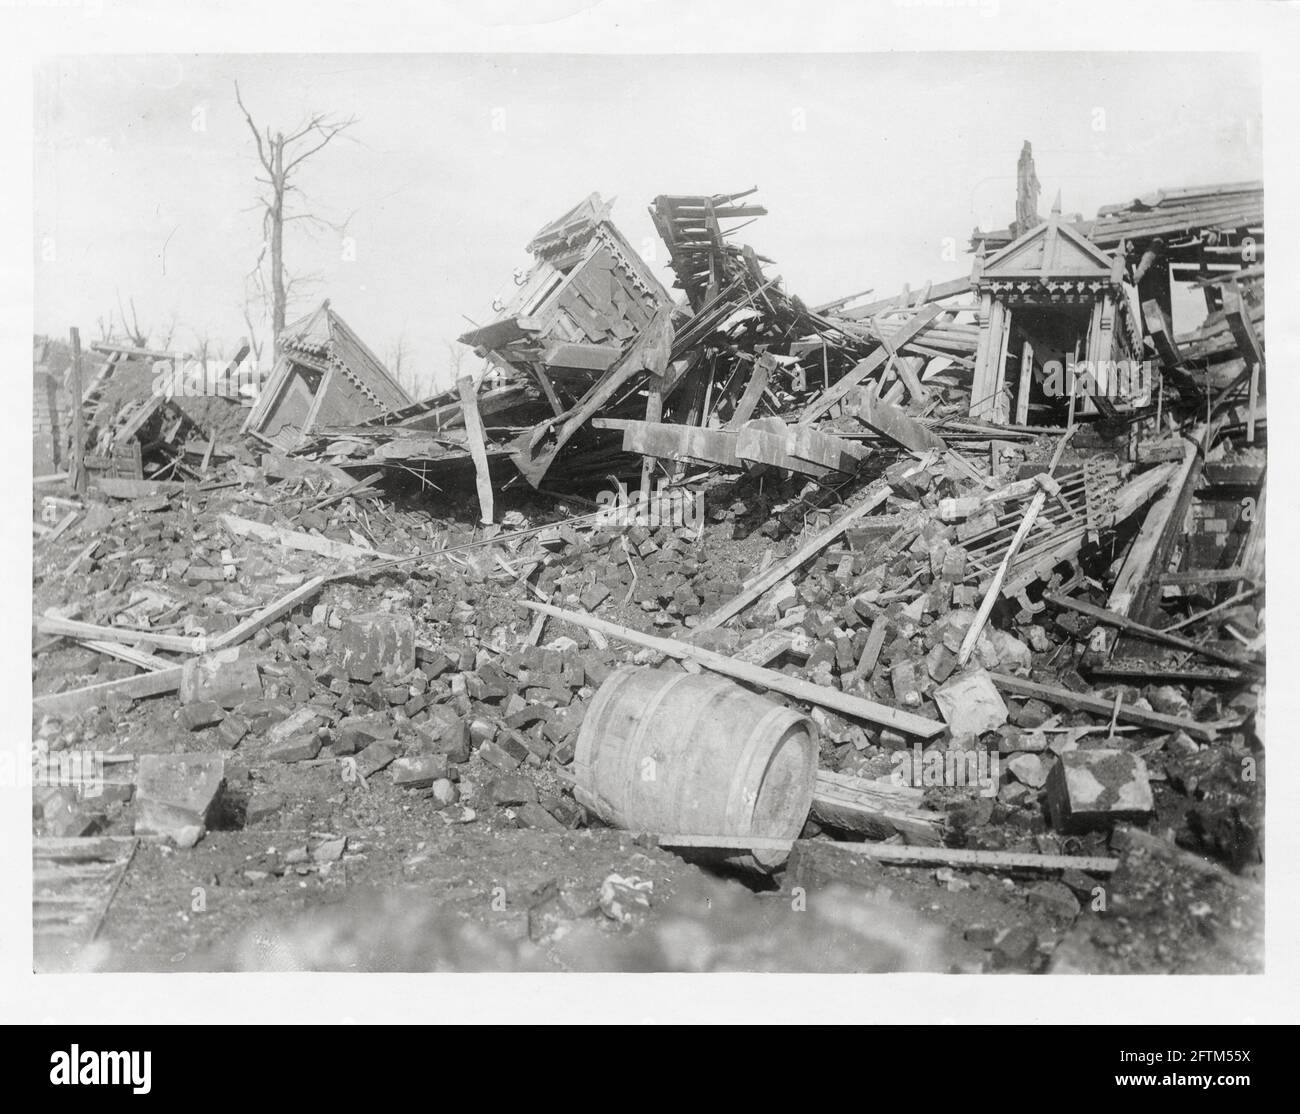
[988,672,1220,741]
[62,538,100,578]
[113,392,165,447]
[800,303,943,423]
[36,616,204,654]
[735,418,831,477]
[696,485,891,630]
[848,615,889,684]
[725,354,772,430]
[221,513,400,561]
[541,340,620,372]
[657,835,1117,874]
[640,376,665,504]
[457,375,494,526]
[523,601,946,738]
[958,488,1047,666]
[210,575,327,652]
[893,355,931,406]
[526,360,566,419]
[1014,339,1034,425]
[837,276,972,321]
[82,640,173,672]
[731,629,800,666]
[1158,568,1252,586]
[1246,357,1260,444]
[34,667,184,715]
[1042,592,1259,674]
[595,419,742,469]
[856,391,947,453]
[1142,298,1183,368]
[811,769,942,844]
[1163,587,1260,633]
[1107,439,1197,616]
[786,424,870,472]
[1222,282,1265,373]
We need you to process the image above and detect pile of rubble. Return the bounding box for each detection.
[32,150,1265,973]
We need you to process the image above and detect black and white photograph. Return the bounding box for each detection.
[4,0,1298,1045]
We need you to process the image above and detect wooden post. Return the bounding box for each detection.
[640,377,664,509]
[1065,346,1079,430]
[521,600,945,738]
[69,327,87,494]
[457,375,494,526]
[1014,338,1034,425]
[1246,359,1259,445]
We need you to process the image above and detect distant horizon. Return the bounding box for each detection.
[35,52,1262,397]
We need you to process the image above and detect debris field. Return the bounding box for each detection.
[32,151,1264,973]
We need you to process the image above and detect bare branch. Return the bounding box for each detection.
[283,116,357,174]
[233,81,271,174]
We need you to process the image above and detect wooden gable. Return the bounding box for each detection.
[976,214,1120,284]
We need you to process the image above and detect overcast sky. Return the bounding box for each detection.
[35,52,1261,394]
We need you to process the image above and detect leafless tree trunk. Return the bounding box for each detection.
[387,333,412,391]
[115,292,147,347]
[235,82,357,358]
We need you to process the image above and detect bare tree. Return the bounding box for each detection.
[241,302,266,366]
[234,81,357,357]
[446,341,467,386]
[387,333,414,393]
[114,292,147,347]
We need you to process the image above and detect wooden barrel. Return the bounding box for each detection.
[573,666,818,870]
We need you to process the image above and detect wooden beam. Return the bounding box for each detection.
[1014,339,1033,425]
[34,666,184,715]
[856,391,947,454]
[848,615,889,685]
[811,769,942,844]
[1222,282,1265,374]
[522,600,946,738]
[695,485,891,630]
[1043,592,1259,674]
[594,419,741,469]
[1107,438,1198,616]
[786,423,870,472]
[657,835,1117,874]
[725,354,771,430]
[837,276,972,321]
[1142,298,1183,369]
[221,514,400,561]
[731,629,800,666]
[37,616,205,655]
[1163,587,1260,632]
[1246,358,1260,445]
[82,640,174,672]
[732,417,834,477]
[1159,568,1252,586]
[210,575,327,652]
[988,672,1219,741]
[969,298,1006,421]
[800,304,943,423]
[526,360,566,418]
[957,487,1046,666]
[893,355,931,406]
